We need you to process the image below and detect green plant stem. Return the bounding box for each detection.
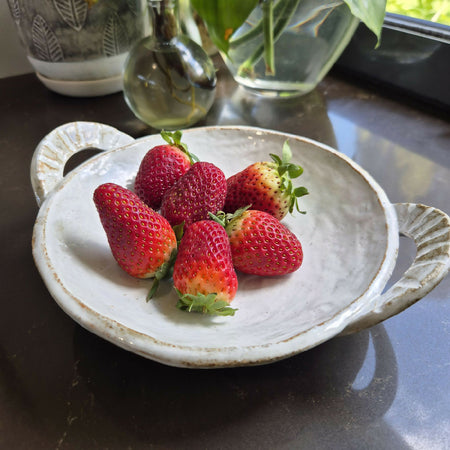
[237,0,301,78]
[229,0,287,48]
[262,0,275,74]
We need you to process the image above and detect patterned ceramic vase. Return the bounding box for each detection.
[7,0,148,96]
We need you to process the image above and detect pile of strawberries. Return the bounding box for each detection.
[93,131,308,316]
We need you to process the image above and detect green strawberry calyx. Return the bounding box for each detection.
[147,248,178,301]
[269,140,309,214]
[175,290,237,316]
[160,130,199,164]
[209,206,251,229]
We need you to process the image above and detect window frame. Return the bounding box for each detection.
[334,12,450,111]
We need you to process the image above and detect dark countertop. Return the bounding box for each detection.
[1,58,449,449]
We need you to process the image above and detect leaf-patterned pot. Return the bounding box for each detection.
[7,0,148,96]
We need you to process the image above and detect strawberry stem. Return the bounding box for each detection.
[160,130,199,164]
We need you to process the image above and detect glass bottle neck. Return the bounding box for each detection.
[148,0,179,42]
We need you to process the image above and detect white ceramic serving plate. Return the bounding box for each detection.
[31,122,450,368]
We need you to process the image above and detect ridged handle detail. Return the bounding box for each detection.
[31,121,134,206]
[342,203,450,335]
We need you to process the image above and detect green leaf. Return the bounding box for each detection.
[191,0,258,55]
[285,180,293,196]
[277,164,288,177]
[270,153,282,166]
[294,186,309,197]
[161,129,180,146]
[287,163,303,179]
[281,140,292,164]
[208,211,227,227]
[147,278,160,301]
[342,0,387,45]
[146,248,178,301]
[209,206,251,228]
[172,222,185,243]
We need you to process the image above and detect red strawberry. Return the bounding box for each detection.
[134,130,196,209]
[160,161,227,227]
[212,207,303,276]
[224,140,308,220]
[173,220,237,315]
[93,183,177,283]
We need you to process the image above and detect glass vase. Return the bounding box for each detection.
[122,0,216,130]
[222,0,359,97]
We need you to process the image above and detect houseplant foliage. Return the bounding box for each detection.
[191,0,387,76]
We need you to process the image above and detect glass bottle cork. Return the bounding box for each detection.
[122,0,217,130]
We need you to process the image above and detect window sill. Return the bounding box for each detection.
[335,13,450,111]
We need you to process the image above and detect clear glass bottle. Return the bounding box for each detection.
[122,0,216,130]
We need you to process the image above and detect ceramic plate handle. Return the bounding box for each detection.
[31,121,135,206]
[341,203,450,335]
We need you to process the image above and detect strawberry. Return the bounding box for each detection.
[160,161,227,227]
[134,130,197,210]
[173,220,238,315]
[212,207,303,276]
[93,183,177,285]
[224,140,308,221]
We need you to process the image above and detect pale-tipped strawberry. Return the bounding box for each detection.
[224,140,308,220]
[160,161,227,227]
[93,183,177,291]
[134,130,197,210]
[211,207,303,276]
[173,220,238,316]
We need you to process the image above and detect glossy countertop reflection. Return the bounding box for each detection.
[0,57,449,449]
